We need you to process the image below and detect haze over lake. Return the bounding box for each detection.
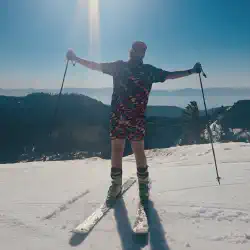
[1,87,250,108]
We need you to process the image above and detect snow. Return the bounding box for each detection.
[0,142,250,250]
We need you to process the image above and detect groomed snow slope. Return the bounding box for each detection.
[0,142,250,250]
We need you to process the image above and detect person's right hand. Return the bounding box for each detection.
[66,49,76,62]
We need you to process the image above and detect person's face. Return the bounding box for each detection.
[129,48,146,61]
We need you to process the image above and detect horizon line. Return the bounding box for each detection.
[1,87,250,90]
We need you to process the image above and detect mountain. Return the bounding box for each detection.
[1,143,250,250]
[220,100,250,129]
[146,105,184,118]
[0,93,186,163]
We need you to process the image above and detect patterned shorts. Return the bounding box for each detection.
[109,113,146,141]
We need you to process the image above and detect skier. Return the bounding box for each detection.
[66,41,202,203]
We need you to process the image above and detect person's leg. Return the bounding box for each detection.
[131,139,150,201]
[111,138,126,183]
[106,138,126,202]
[129,118,148,172]
[131,139,147,169]
[131,139,148,181]
[111,138,126,169]
[107,111,127,201]
[129,117,150,201]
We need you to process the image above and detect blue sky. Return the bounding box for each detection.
[1,0,250,89]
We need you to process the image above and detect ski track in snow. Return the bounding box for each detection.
[42,190,90,220]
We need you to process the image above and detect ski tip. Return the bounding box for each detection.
[71,229,88,235]
[133,229,148,235]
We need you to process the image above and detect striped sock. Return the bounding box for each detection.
[137,166,149,183]
[111,168,122,185]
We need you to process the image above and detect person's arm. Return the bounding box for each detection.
[75,57,120,76]
[166,69,193,80]
[66,49,102,71]
[74,56,102,72]
[151,62,202,83]
[66,49,120,76]
[166,62,202,80]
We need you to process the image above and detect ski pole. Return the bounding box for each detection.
[198,70,221,185]
[50,59,70,136]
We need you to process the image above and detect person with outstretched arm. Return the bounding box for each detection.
[66,41,202,204]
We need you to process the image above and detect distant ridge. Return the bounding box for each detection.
[1,87,250,97]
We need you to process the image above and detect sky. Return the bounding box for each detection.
[1,0,250,90]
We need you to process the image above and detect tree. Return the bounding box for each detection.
[181,101,202,144]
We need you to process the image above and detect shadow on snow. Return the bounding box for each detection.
[69,198,170,250]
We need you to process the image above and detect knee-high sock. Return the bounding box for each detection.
[111,167,122,185]
[137,165,149,183]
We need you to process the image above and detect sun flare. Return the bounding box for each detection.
[88,0,100,58]
[75,0,100,58]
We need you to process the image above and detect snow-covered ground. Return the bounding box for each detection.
[0,142,250,250]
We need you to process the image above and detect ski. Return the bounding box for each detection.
[72,177,136,234]
[132,202,149,234]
